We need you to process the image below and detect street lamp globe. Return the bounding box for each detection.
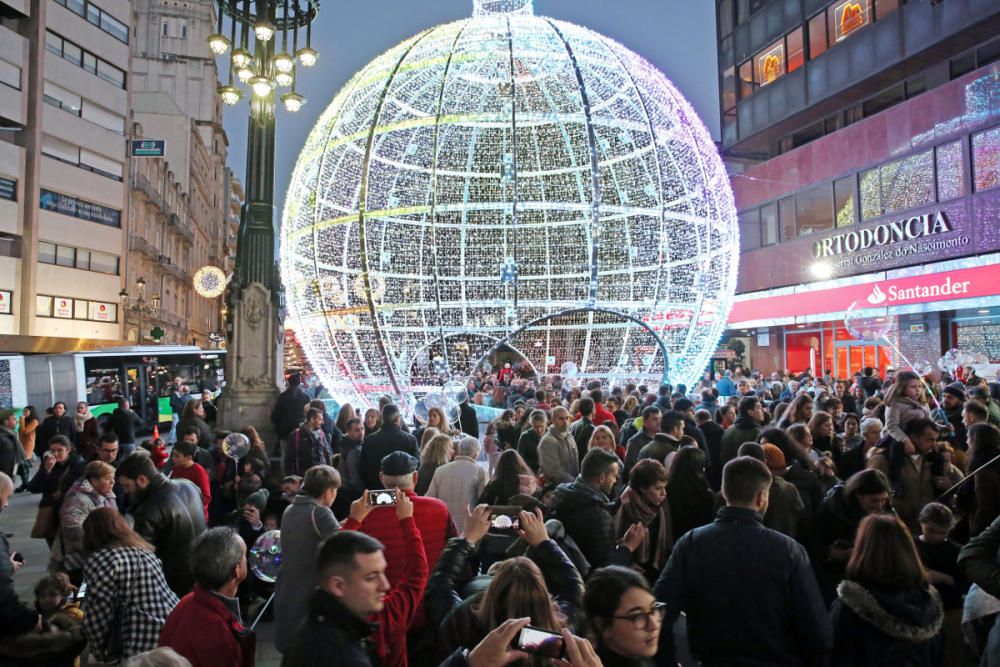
[274,70,294,87]
[219,84,243,105]
[273,52,295,73]
[249,76,274,98]
[252,19,276,42]
[280,91,304,112]
[295,46,317,67]
[208,33,230,55]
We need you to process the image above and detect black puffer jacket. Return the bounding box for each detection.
[809,482,875,604]
[552,480,632,569]
[830,581,944,667]
[425,537,585,658]
[359,425,419,491]
[127,473,206,596]
[281,589,377,667]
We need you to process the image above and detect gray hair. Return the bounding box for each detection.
[190,528,245,591]
[381,473,415,490]
[124,647,192,666]
[458,436,480,459]
[860,417,884,435]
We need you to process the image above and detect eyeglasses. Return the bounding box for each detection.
[612,602,666,629]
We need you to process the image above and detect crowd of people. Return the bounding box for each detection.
[2,364,1000,666]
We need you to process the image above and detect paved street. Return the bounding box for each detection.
[2,490,282,666]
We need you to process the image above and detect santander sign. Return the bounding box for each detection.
[729,264,999,325]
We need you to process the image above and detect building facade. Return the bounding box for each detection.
[0,0,132,350]
[717,0,1000,378]
[126,0,229,346]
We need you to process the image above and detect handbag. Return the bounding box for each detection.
[30,506,56,540]
[105,568,137,660]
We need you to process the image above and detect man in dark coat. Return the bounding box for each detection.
[106,398,145,459]
[118,452,207,596]
[0,411,21,478]
[0,472,41,647]
[551,449,645,569]
[38,401,76,449]
[719,396,764,467]
[359,404,419,491]
[284,409,332,477]
[672,398,708,452]
[271,374,311,446]
[696,408,725,491]
[459,400,478,438]
[568,398,596,463]
[654,456,832,666]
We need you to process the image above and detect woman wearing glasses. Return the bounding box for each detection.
[584,566,664,666]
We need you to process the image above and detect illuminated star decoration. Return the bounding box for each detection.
[280,0,739,410]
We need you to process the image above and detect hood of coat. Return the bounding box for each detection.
[837,580,943,642]
[552,479,612,513]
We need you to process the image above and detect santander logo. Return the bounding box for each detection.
[866,285,887,305]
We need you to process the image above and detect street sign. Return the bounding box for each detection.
[130,140,165,157]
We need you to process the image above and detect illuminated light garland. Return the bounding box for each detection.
[280,0,739,409]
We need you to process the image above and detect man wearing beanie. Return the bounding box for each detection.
[937,383,968,451]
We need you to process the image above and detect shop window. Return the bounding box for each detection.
[761,203,778,246]
[973,126,1000,192]
[808,12,827,59]
[756,37,784,86]
[738,208,761,252]
[786,28,804,73]
[779,197,795,241]
[833,176,856,227]
[795,184,834,235]
[829,0,870,44]
[874,0,898,19]
[880,150,934,216]
[936,141,964,201]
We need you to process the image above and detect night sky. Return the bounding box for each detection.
[220,0,719,219]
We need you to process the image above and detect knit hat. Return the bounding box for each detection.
[381,451,419,476]
[762,444,786,473]
[245,488,269,511]
[943,384,966,401]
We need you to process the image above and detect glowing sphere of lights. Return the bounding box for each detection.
[193,265,227,298]
[281,0,738,410]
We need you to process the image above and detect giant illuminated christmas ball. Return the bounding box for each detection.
[281,0,738,410]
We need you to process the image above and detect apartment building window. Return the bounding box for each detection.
[719,0,735,37]
[53,0,129,43]
[796,184,835,235]
[739,208,761,253]
[43,82,82,116]
[761,203,778,246]
[38,241,120,275]
[0,235,19,258]
[973,125,1000,192]
[45,31,126,89]
[0,59,21,90]
[42,137,123,181]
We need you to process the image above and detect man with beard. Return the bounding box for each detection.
[118,452,206,596]
[538,407,579,484]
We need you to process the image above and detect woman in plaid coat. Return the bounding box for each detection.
[80,508,179,663]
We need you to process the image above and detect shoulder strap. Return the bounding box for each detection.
[310,506,323,539]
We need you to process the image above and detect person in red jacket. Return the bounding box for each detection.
[168,440,212,521]
[282,491,428,667]
[341,451,457,587]
[159,527,255,667]
[589,389,618,427]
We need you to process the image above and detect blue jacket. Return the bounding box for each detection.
[716,377,736,397]
[654,506,832,666]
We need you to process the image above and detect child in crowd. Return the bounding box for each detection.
[168,440,211,521]
[914,502,968,666]
[35,572,85,667]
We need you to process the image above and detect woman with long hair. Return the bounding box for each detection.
[775,393,814,429]
[363,408,382,438]
[73,401,100,461]
[80,508,179,663]
[420,427,441,450]
[28,435,86,546]
[16,405,39,491]
[961,423,1000,536]
[589,424,626,462]
[614,460,671,580]
[809,411,845,461]
[426,505,583,658]
[334,403,357,434]
[830,513,943,666]
[415,406,453,444]
[810,469,892,604]
[417,433,454,496]
[584,566,664,667]
[666,447,715,541]
[478,449,537,506]
[881,370,932,453]
[494,409,520,452]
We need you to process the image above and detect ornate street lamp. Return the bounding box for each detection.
[120,277,161,344]
[209,0,319,433]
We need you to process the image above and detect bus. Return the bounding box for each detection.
[24,346,226,431]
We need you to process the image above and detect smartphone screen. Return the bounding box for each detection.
[516,626,565,659]
[76,582,87,599]
[368,489,398,506]
[487,505,521,532]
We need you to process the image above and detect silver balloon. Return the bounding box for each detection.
[413,398,430,424]
[560,362,579,378]
[844,301,894,342]
[443,380,469,405]
[249,529,281,583]
[424,391,447,410]
[222,432,251,460]
[442,397,461,424]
